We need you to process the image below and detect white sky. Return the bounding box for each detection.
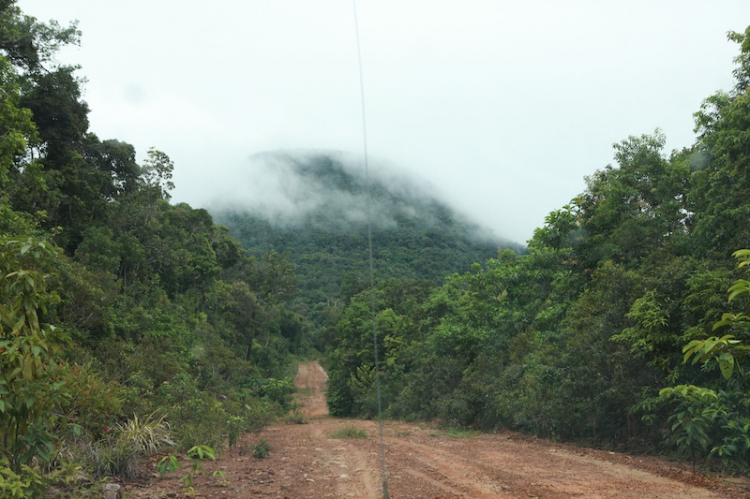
[20,0,750,244]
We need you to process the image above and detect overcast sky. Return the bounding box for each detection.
[20,0,750,244]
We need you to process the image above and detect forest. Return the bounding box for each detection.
[211,151,521,341]
[1,0,750,494]
[0,2,308,495]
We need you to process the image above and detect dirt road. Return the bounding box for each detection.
[126,362,746,498]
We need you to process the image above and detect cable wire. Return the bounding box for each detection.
[351,1,389,497]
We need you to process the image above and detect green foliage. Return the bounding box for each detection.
[0,236,68,471]
[283,410,307,424]
[151,373,280,451]
[56,363,124,440]
[683,334,750,380]
[0,459,80,499]
[114,413,173,456]
[327,278,436,418]
[658,385,721,472]
[689,31,750,256]
[302,29,750,479]
[0,56,37,192]
[182,445,215,488]
[225,415,244,450]
[156,454,181,478]
[252,438,270,459]
[81,413,174,479]
[245,377,295,409]
[211,468,228,487]
[439,427,481,439]
[0,2,80,74]
[211,154,514,335]
[141,148,175,200]
[4,0,750,480]
[682,251,750,381]
[0,0,307,488]
[653,250,750,470]
[0,462,46,498]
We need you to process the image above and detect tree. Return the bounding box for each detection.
[689,29,750,257]
[652,250,750,470]
[0,236,67,472]
[0,0,80,74]
[140,148,175,201]
[577,131,689,267]
[728,27,750,95]
[82,136,141,200]
[0,56,37,191]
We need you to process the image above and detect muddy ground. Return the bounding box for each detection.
[123,362,749,498]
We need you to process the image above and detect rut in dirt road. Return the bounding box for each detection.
[294,361,330,418]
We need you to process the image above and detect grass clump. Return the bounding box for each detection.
[80,412,174,479]
[430,427,481,439]
[445,427,481,438]
[330,426,368,439]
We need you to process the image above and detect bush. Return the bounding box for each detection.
[283,410,307,424]
[252,438,270,459]
[0,458,86,498]
[79,413,174,479]
[241,377,295,410]
[57,363,124,441]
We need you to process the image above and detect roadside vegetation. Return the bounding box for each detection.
[0,2,307,495]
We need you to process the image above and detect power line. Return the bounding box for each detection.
[351,1,389,497]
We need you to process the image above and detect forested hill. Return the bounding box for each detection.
[211,152,521,322]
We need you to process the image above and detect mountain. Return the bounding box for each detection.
[210,151,522,322]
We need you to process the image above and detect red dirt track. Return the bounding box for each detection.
[125,362,748,498]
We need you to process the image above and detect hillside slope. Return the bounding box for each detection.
[211,152,520,322]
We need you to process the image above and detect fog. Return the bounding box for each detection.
[211,150,487,236]
[20,0,750,243]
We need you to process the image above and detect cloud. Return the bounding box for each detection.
[206,150,496,240]
[22,0,750,243]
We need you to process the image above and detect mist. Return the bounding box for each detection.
[22,1,750,244]
[207,150,505,243]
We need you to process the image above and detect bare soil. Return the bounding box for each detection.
[123,362,749,498]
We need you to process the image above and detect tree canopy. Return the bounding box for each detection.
[0,2,305,493]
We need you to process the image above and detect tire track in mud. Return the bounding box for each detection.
[385,436,525,498]
[293,362,381,498]
[383,432,725,499]
[294,361,330,418]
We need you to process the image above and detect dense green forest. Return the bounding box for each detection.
[212,153,521,344]
[0,2,306,495]
[3,0,750,493]
[325,26,750,471]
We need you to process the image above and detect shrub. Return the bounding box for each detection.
[252,439,270,459]
[82,413,174,478]
[283,410,307,424]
